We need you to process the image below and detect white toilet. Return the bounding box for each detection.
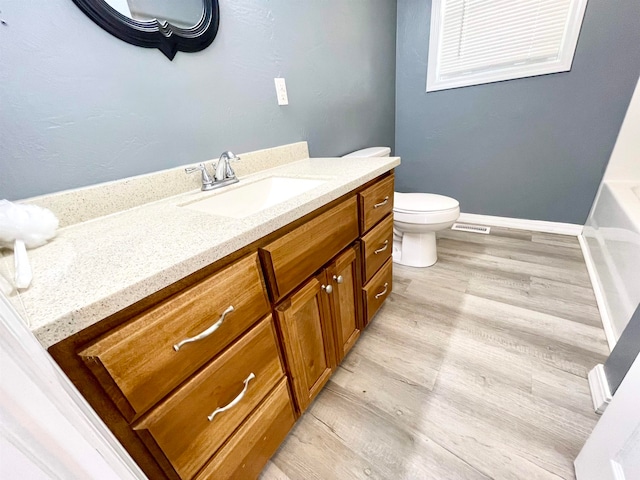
[343,147,460,267]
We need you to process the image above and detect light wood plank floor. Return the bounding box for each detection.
[261,227,609,480]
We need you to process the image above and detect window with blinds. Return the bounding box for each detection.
[426,0,588,92]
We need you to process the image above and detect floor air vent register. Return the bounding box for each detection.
[451,223,491,234]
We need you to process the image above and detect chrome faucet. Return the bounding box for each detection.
[185,151,241,191]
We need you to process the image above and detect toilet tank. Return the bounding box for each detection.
[342,147,391,158]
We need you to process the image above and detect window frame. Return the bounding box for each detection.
[426,0,589,92]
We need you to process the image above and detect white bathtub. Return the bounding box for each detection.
[582,181,640,347]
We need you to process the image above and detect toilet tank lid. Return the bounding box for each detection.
[394,192,459,213]
[342,147,391,158]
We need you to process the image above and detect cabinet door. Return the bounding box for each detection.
[328,246,361,363]
[275,274,336,412]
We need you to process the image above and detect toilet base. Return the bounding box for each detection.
[392,231,438,267]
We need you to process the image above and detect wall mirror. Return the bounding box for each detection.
[72,0,220,60]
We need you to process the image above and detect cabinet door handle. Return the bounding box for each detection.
[373,196,389,208]
[173,305,234,351]
[322,284,333,294]
[374,240,389,255]
[374,282,389,299]
[207,372,255,422]
[333,275,343,284]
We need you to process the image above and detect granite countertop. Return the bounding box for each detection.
[2,154,400,348]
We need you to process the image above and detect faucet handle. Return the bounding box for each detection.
[185,163,213,190]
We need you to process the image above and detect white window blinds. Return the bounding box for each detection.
[427,0,588,92]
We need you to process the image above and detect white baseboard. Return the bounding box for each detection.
[578,234,618,351]
[458,213,583,236]
[588,364,612,414]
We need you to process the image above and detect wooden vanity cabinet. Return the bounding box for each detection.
[49,171,395,480]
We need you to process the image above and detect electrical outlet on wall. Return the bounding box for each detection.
[274,78,289,106]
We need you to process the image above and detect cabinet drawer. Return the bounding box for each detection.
[363,258,393,324]
[80,253,270,420]
[133,316,284,480]
[359,175,394,234]
[361,214,393,283]
[260,196,359,301]
[195,379,296,480]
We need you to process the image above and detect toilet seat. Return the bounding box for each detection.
[393,192,460,224]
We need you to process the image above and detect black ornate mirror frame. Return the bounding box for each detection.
[71,0,220,60]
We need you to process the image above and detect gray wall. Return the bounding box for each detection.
[395,0,640,224]
[0,1,396,200]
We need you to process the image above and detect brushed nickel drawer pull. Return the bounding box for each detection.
[375,282,389,299]
[208,372,255,422]
[333,275,343,284]
[374,240,389,255]
[373,196,389,209]
[173,305,234,351]
[322,284,333,294]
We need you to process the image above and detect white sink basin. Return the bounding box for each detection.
[182,176,327,218]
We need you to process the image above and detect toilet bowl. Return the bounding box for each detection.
[343,147,460,267]
[392,192,459,267]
